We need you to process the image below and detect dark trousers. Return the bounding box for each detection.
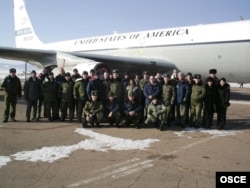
[26,99,38,120]
[3,95,17,121]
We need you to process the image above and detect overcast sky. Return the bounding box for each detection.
[0,0,249,72]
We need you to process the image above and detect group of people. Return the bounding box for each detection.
[1,67,230,131]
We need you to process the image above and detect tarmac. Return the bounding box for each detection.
[0,87,250,188]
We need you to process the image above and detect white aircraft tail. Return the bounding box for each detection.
[14,0,44,48]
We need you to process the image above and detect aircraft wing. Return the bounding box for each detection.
[0,46,57,68]
[0,46,177,73]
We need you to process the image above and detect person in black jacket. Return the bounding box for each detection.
[217,78,230,129]
[24,70,41,122]
[1,68,22,122]
[203,77,220,128]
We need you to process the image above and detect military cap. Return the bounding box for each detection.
[48,72,54,76]
[91,90,98,96]
[31,70,36,74]
[186,72,193,77]
[194,74,201,79]
[73,68,78,72]
[209,69,217,74]
[143,71,149,75]
[9,68,16,73]
[82,71,88,75]
[163,73,170,78]
[65,72,71,77]
[112,69,119,73]
[90,69,95,73]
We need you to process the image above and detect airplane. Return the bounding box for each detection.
[0,0,250,82]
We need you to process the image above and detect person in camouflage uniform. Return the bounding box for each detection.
[41,72,60,121]
[124,78,141,103]
[162,74,176,127]
[1,68,22,122]
[82,90,103,128]
[109,69,124,104]
[73,71,89,122]
[144,97,167,131]
[59,72,74,122]
[190,74,206,128]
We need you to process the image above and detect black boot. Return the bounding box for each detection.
[82,118,87,128]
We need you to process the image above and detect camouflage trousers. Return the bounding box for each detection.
[85,112,103,124]
[144,111,166,125]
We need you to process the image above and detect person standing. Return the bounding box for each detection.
[1,68,22,122]
[217,78,230,130]
[175,72,190,127]
[73,71,89,122]
[23,70,41,122]
[109,69,124,105]
[41,72,60,121]
[162,74,176,127]
[59,72,74,122]
[37,68,48,119]
[203,77,220,128]
[190,74,205,128]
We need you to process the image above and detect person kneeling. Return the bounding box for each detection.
[120,93,142,129]
[82,90,103,128]
[144,97,167,131]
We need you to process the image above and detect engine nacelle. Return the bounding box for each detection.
[53,52,109,75]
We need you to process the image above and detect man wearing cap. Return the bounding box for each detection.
[176,72,190,127]
[23,70,41,122]
[162,74,176,127]
[82,90,103,127]
[190,74,206,128]
[87,71,105,101]
[1,68,22,122]
[145,97,167,131]
[109,69,124,104]
[203,77,220,128]
[71,68,81,119]
[59,72,74,122]
[207,69,219,86]
[41,72,60,121]
[73,71,89,122]
[104,91,121,127]
[120,92,142,128]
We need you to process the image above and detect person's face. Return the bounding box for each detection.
[108,96,114,101]
[128,95,134,101]
[10,72,16,77]
[149,76,155,84]
[194,78,200,84]
[31,73,36,78]
[129,80,135,85]
[209,73,215,78]
[104,72,109,79]
[113,73,119,79]
[73,71,78,75]
[91,95,97,101]
[220,80,225,86]
[208,81,213,86]
[178,74,184,81]
[82,74,88,79]
[65,76,70,81]
[164,77,169,83]
[49,75,53,79]
[152,98,157,105]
